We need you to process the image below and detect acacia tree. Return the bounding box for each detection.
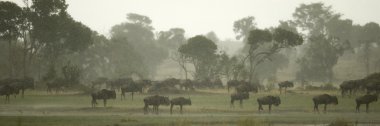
[178,35,217,80]
[243,28,303,82]
[0,1,23,77]
[293,3,353,82]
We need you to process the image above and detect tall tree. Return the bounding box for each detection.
[179,35,217,79]
[233,16,256,41]
[0,1,23,77]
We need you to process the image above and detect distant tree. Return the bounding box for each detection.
[293,3,351,82]
[205,31,220,43]
[110,13,166,77]
[157,28,186,54]
[179,35,217,79]
[0,1,23,77]
[233,16,257,41]
[359,22,380,75]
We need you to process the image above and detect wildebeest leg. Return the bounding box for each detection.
[144,104,148,114]
[180,105,183,114]
[121,91,124,100]
[239,99,243,108]
[341,90,345,98]
[366,104,369,113]
[269,104,272,113]
[323,104,327,113]
[131,92,134,101]
[103,99,107,107]
[349,89,352,98]
[356,103,360,113]
[22,88,25,98]
[156,105,160,115]
[314,103,319,113]
[170,104,174,114]
[230,99,234,108]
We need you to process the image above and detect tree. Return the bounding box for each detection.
[0,1,23,77]
[110,13,167,78]
[233,16,256,41]
[179,35,217,79]
[360,22,380,75]
[293,3,351,82]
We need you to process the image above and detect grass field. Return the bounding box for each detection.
[0,89,379,126]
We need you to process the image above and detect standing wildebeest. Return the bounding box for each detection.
[278,81,294,94]
[170,97,191,114]
[356,94,378,113]
[91,89,116,108]
[0,85,16,103]
[312,94,338,113]
[121,82,142,100]
[340,79,364,97]
[143,95,170,114]
[257,95,281,113]
[230,92,249,108]
[235,82,258,93]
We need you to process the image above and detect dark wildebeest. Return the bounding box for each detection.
[170,97,191,114]
[312,94,338,113]
[121,82,142,101]
[235,82,258,93]
[257,95,281,113]
[46,78,68,94]
[340,79,364,97]
[0,85,17,103]
[143,95,170,114]
[278,81,294,94]
[356,94,378,113]
[230,92,249,108]
[365,82,380,95]
[91,89,116,108]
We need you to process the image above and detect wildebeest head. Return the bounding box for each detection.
[331,96,338,105]
[273,96,281,106]
[161,96,170,105]
[185,98,192,105]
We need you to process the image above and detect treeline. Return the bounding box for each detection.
[1,1,379,89]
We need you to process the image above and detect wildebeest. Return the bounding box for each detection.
[170,97,191,114]
[278,81,294,94]
[143,95,170,114]
[340,79,364,97]
[230,92,249,108]
[0,85,17,103]
[356,94,378,113]
[312,94,338,113]
[365,82,380,95]
[257,95,281,113]
[120,82,142,101]
[0,77,34,98]
[91,89,116,108]
[235,82,258,93]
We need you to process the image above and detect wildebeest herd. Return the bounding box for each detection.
[1,73,379,115]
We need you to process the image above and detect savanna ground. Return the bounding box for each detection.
[0,89,379,126]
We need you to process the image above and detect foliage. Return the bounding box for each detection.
[179,35,217,79]
[233,16,257,40]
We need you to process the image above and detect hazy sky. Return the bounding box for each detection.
[9,0,380,40]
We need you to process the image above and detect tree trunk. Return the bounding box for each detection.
[364,42,370,76]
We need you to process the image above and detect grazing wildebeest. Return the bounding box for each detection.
[356,94,378,113]
[227,80,240,92]
[365,82,380,95]
[312,94,338,113]
[235,82,258,93]
[257,95,281,113]
[91,89,116,108]
[170,97,191,114]
[143,95,170,114]
[14,77,34,98]
[278,81,294,94]
[340,79,364,97]
[230,92,249,108]
[121,82,142,100]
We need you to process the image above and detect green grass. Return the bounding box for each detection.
[0,89,379,126]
